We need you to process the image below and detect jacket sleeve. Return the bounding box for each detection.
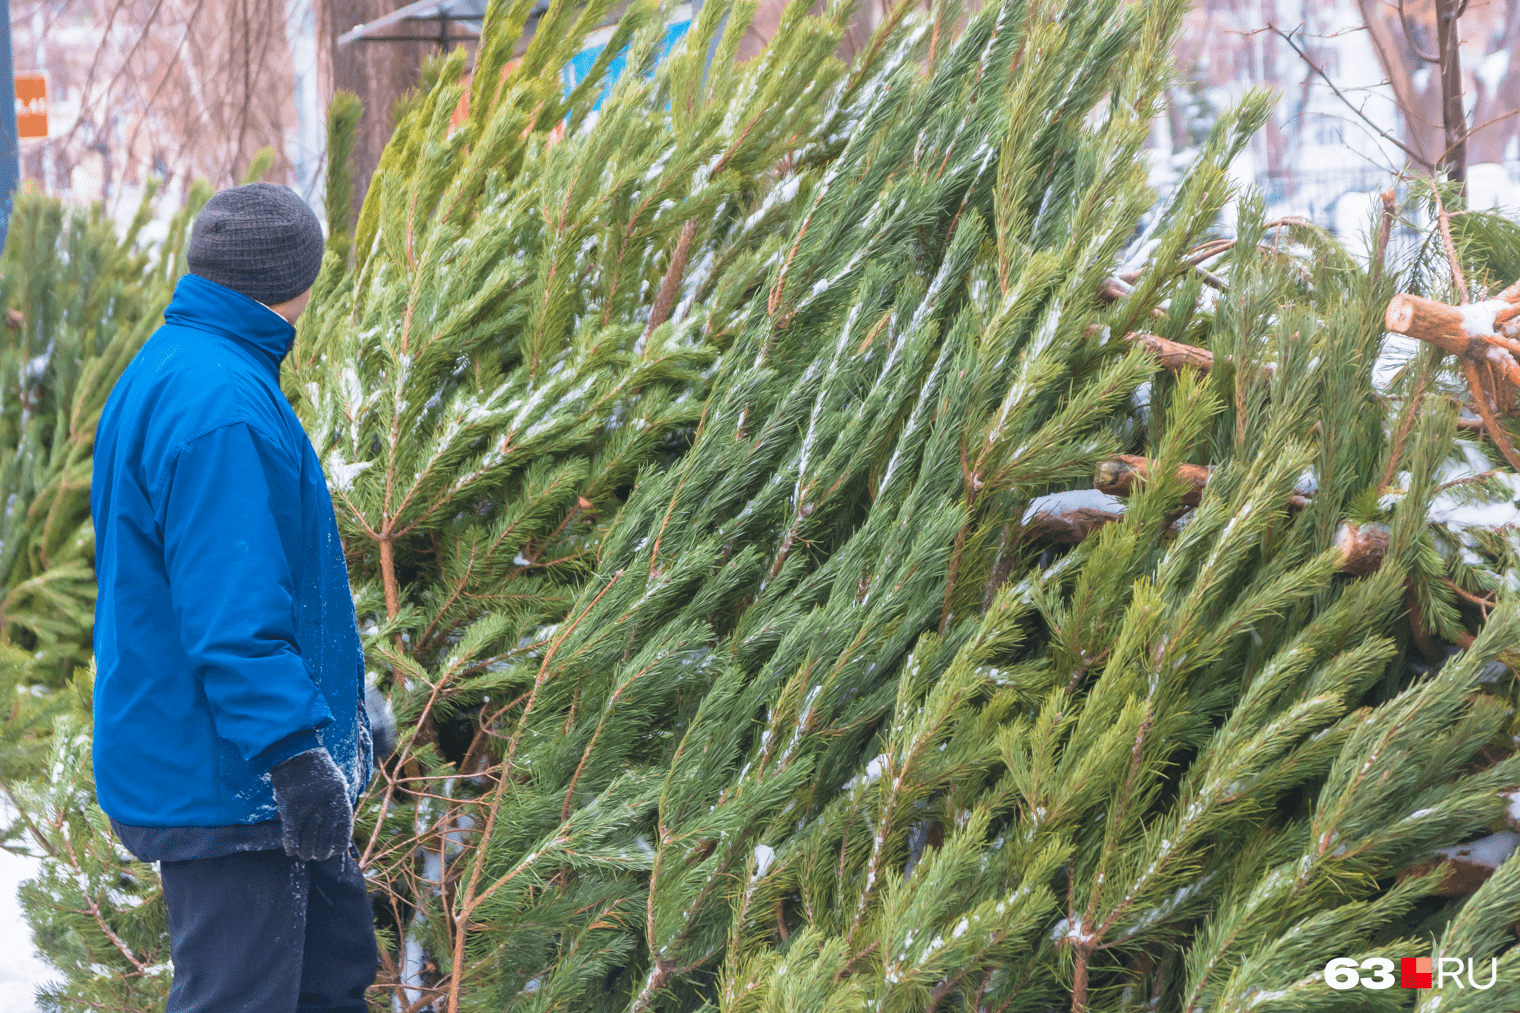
[160,421,334,770]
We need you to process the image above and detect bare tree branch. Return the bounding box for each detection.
[1271,21,1434,170]
[1398,0,1441,62]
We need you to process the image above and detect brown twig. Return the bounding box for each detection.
[81,895,151,974]
[1404,581,1444,664]
[1436,192,1469,304]
[1379,348,1435,493]
[1373,188,1397,282]
[443,571,623,1013]
[1462,358,1520,471]
[644,220,699,338]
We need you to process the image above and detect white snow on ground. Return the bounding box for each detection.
[0,856,51,1013]
[0,808,55,1013]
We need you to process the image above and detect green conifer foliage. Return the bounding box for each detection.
[343,0,1516,1007]
[0,185,211,1013]
[278,0,925,1004]
[0,184,209,753]
[418,1,1217,1004]
[11,686,174,1013]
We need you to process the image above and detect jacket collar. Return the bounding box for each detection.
[164,273,296,375]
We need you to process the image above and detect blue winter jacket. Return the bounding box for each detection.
[92,274,369,859]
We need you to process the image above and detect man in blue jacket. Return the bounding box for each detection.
[92,183,380,1012]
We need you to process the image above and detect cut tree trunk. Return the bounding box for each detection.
[1335,521,1390,577]
[1020,507,1124,545]
[1094,455,1210,508]
[1127,333,1214,373]
[1384,286,1520,355]
[1124,332,1277,380]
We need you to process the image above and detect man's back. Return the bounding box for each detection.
[92,272,367,841]
[91,182,378,1013]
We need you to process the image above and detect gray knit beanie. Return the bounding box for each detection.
[187,183,325,305]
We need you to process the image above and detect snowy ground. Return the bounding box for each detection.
[0,808,58,1013]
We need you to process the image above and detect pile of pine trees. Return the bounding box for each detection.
[7,0,1520,1010]
[0,182,205,683]
[0,178,218,794]
[0,182,210,1011]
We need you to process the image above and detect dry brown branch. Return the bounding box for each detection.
[1436,192,1470,304]
[1272,21,1434,171]
[1183,238,1236,266]
[1093,455,1211,508]
[23,0,301,202]
[1191,264,1229,292]
[1460,357,1520,470]
[1373,188,1397,281]
[645,220,699,338]
[1126,333,1214,373]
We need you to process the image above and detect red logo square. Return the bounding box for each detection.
[1401,957,1432,989]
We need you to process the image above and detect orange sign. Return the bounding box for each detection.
[16,74,48,139]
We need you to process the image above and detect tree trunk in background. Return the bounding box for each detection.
[1435,0,1466,185]
[319,0,432,216]
[1357,0,1445,171]
[1468,0,1520,164]
[1258,0,1285,176]
[738,0,926,65]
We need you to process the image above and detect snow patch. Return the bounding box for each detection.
[1478,50,1511,98]
[0,859,51,1011]
[1021,489,1125,522]
[841,755,887,791]
[326,453,373,492]
[1434,830,1519,869]
[1458,299,1506,338]
[1504,790,1520,828]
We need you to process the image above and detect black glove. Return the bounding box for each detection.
[365,684,397,759]
[269,747,354,862]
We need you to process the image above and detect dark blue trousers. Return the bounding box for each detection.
[159,846,378,1013]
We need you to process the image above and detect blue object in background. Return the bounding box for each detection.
[562,8,693,112]
[0,0,19,252]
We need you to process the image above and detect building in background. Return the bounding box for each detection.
[9,0,1520,237]
[1170,1,1520,225]
[12,0,305,231]
[9,0,441,232]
